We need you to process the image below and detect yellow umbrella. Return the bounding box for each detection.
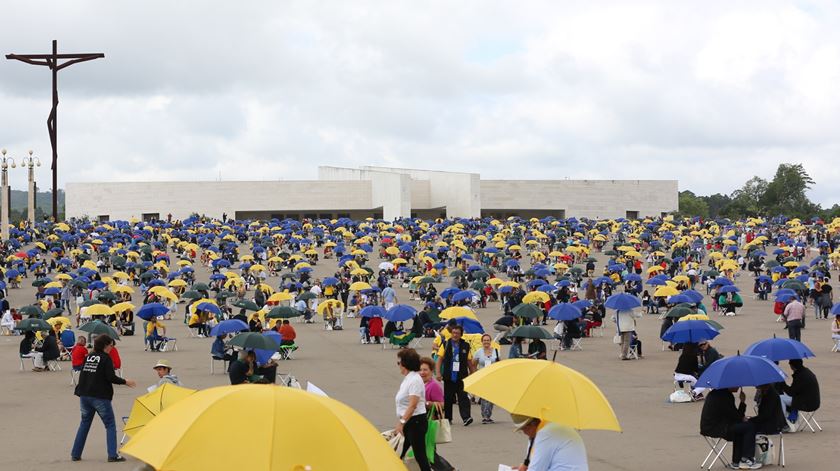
[349,281,371,291]
[168,279,187,288]
[384,246,400,255]
[112,302,136,313]
[654,286,679,297]
[85,304,114,316]
[439,306,477,320]
[267,292,294,303]
[44,281,64,289]
[55,273,73,281]
[47,317,72,330]
[522,291,549,304]
[111,271,130,280]
[121,385,405,471]
[317,299,344,314]
[123,383,197,438]
[463,359,621,432]
[113,285,135,294]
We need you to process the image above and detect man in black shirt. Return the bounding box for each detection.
[71,335,136,462]
[781,359,820,424]
[700,388,761,469]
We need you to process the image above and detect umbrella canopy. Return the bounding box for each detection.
[463,359,621,431]
[265,306,302,319]
[664,306,695,319]
[18,305,46,318]
[384,304,417,322]
[512,303,543,319]
[232,299,260,311]
[547,303,582,321]
[121,385,405,470]
[743,337,815,361]
[439,306,478,320]
[123,383,197,438]
[15,318,51,332]
[510,325,553,339]
[79,320,120,340]
[359,306,386,318]
[137,303,170,321]
[604,293,642,311]
[661,320,719,344]
[228,332,280,351]
[696,354,786,389]
[209,319,249,337]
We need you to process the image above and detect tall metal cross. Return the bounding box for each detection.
[6,40,104,221]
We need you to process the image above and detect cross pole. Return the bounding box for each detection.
[6,40,104,221]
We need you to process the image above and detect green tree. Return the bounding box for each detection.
[677,191,709,218]
[760,163,819,218]
[701,193,732,218]
[728,176,768,217]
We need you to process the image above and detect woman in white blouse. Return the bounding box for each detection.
[394,348,431,471]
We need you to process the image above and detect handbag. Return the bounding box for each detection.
[431,407,452,444]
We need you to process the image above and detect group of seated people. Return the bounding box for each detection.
[674,341,723,400]
[214,319,299,384]
[700,359,821,469]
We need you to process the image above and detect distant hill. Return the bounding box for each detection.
[7,189,65,222]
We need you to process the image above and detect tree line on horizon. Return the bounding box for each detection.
[676,163,838,221]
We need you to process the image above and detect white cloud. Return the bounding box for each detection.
[1,0,840,206]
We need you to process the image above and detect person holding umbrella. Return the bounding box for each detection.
[435,324,476,426]
[71,334,136,462]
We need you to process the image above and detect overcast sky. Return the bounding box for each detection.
[1,0,840,205]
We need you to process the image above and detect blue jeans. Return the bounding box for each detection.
[71,396,118,459]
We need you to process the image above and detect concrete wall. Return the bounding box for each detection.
[480,180,678,219]
[360,166,481,218]
[65,180,373,221]
[317,166,411,220]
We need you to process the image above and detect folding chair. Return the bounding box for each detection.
[47,360,62,372]
[160,338,178,352]
[408,336,423,349]
[211,356,228,374]
[120,417,129,445]
[19,354,29,371]
[279,345,297,360]
[798,410,822,433]
[568,337,583,351]
[832,339,840,353]
[627,344,639,360]
[70,368,80,386]
[700,436,730,470]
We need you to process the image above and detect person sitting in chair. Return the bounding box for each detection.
[780,359,820,425]
[71,336,89,372]
[278,320,297,346]
[749,383,786,434]
[700,388,762,469]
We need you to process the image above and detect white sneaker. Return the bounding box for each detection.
[739,458,762,469]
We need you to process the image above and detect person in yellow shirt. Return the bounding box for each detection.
[145,318,166,352]
[434,324,476,425]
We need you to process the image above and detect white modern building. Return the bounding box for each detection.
[66,166,678,222]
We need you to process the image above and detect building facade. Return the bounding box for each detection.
[65,166,678,222]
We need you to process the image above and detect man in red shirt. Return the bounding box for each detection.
[71,336,89,371]
[278,320,296,346]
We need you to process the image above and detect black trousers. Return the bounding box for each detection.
[401,414,431,471]
[787,319,802,342]
[726,421,756,463]
[443,378,471,422]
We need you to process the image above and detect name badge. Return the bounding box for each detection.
[452,361,460,372]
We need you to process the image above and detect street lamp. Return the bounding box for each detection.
[0,149,16,241]
[21,150,40,226]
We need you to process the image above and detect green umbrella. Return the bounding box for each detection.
[227,332,280,351]
[80,299,100,308]
[569,267,584,275]
[31,279,50,287]
[69,279,89,289]
[191,283,210,292]
[181,290,203,300]
[449,270,467,278]
[78,320,120,339]
[265,306,302,319]
[604,250,618,256]
[781,280,807,292]
[510,325,553,340]
[512,304,543,319]
[18,305,45,318]
[471,270,490,280]
[215,290,236,300]
[665,306,695,319]
[406,271,423,278]
[583,256,597,263]
[470,281,486,291]
[97,291,117,302]
[417,276,436,285]
[232,299,260,311]
[296,292,316,301]
[110,256,127,267]
[15,318,51,332]
[43,308,66,320]
[425,308,441,324]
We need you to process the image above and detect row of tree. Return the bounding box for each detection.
[677,163,838,220]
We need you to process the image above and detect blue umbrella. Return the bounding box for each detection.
[453,317,484,334]
[209,319,249,337]
[661,320,720,343]
[572,299,592,310]
[88,280,107,290]
[360,305,386,318]
[440,287,460,299]
[385,304,417,322]
[668,294,693,305]
[719,285,740,294]
[452,290,476,303]
[623,273,642,282]
[43,287,62,295]
[831,302,840,316]
[744,337,815,361]
[696,354,786,389]
[322,277,339,286]
[136,302,170,321]
[682,290,704,303]
[604,293,641,311]
[710,278,734,287]
[196,302,222,316]
[255,331,283,366]
[548,303,582,321]
[536,284,557,293]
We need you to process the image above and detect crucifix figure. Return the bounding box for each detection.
[6,40,104,221]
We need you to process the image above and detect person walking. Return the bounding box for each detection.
[71,335,136,462]
[472,333,500,423]
[615,308,641,360]
[435,325,476,426]
[394,348,431,471]
[783,298,805,342]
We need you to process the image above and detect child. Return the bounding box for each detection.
[71,336,89,371]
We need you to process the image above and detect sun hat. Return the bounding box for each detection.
[153,359,172,370]
[511,413,538,431]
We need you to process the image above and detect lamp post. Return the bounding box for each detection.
[21,150,40,226]
[0,149,17,241]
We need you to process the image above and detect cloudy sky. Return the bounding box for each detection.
[2,0,840,205]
